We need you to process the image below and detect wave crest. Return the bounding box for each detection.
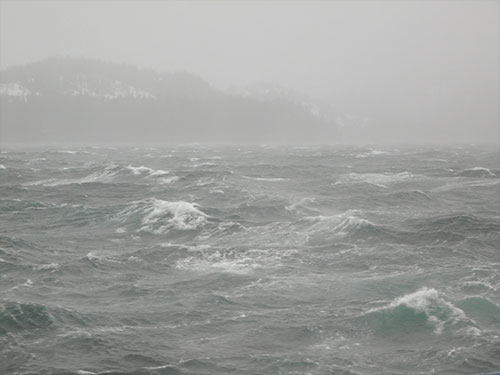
[116,198,209,234]
[363,288,471,336]
[304,210,385,240]
[24,164,173,186]
[458,167,496,178]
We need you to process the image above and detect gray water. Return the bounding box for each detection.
[1,145,499,375]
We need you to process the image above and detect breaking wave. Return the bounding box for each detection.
[360,288,475,337]
[124,165,169,177]
[115,198,210,234]
[304,210,388,240]
[2,146,499,374]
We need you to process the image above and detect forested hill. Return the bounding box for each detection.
[0,58,338,145]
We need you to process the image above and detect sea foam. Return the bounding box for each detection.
[336,172,415,188]
[125,164,169,177]
[116,198,209,234]
[365,288,469,335]
[305,210,381,239]
[24,164,172,186]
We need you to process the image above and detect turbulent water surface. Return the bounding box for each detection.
[1,145,499,375]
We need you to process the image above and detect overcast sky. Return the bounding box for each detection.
[1,0,499,143]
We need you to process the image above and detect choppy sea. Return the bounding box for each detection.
[1,145,499,375]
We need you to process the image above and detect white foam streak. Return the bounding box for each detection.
[24,164,172,186]
[242,175,287,181]
[337,172,415,187]
[460,167,496,177]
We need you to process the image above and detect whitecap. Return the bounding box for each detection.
[85,252,101,263]
[336,172,415,187]
[175,247,289,275]
[210,189,225,194]
[332,215,377,236]
[125,164,167,176]
[192,162,217,168]
[58,329,92,339]
[78,165,123,183]
[157,176,179,184]
[125,165,153,175]
[371,149,388,155]
[10,279,34,290]
[24,178,73,187]
[176,254,254,275]
[143,200,208,232]
[459,326,482,337]
[366,287,468,334]
[242,175,287,181]
[304,209,376,237]
[33,263,59,271]
[127,256,142,263]
[116,164,170,178]
[24,164,122,186]
[116,198,209,234]
[356,149,389,158]
[25,164,171,186]
[149,169,170,177]
[196,177,215,186]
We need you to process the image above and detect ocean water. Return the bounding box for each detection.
[1,145,499,375]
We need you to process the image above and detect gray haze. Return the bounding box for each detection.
[1,0,499,144]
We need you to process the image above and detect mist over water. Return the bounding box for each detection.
[1,145,500,374]
[1,0,499,145]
